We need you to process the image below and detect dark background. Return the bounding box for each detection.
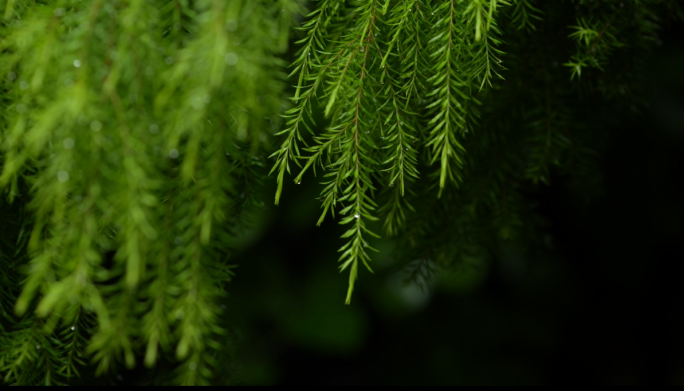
[220,21,684,386]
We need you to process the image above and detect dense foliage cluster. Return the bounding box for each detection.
[0,0,681,385]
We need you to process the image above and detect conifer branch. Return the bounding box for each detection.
[0,0,675,384]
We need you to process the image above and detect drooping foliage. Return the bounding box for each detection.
[0,0,303,385]
[270,0,680,302]
[0,0,680,386]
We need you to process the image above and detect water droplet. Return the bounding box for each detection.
[189,362,198,371]
[7,72,16,81]
[149,124,160,134]
[165,57,174,65]
[73,59,82,68]
[71,327,75,331]
[58,171,70,183]
[175,310,185,320]
[19,81,29,90]
[354,214,360,219]
[191,97,204,111]
[63,138,75,150]
[90,120,102,132]
[225,19,238,32]
[36,345,41,350]
[225,52,238,66]
[297,182,301,185]
[169,149,179,159]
